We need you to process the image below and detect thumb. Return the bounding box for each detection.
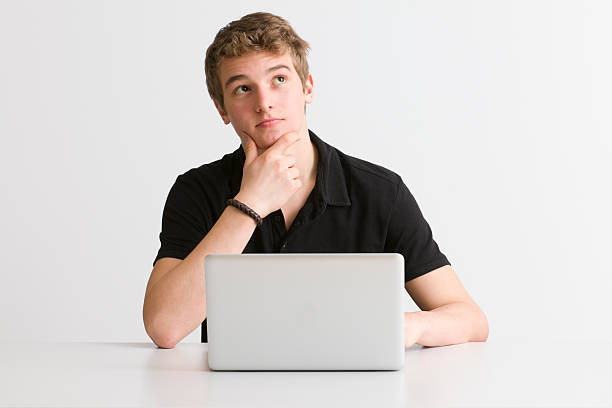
[241,132,259,166]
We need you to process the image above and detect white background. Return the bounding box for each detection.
[1,0,610,344]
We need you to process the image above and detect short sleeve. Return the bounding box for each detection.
[384,177,451,282]
[153,174,212,267]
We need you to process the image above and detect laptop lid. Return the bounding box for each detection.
[204,253,405,371]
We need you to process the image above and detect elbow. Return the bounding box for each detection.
[478,324,489,343]
[463,302,489,343]
[483,317,490,342]
[143,311,179,349]
[153,335,178,349]
[147,325,179,349]
[474,308,490,342]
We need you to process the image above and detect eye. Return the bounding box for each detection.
[234,85,249,95]
[273,75,286,84]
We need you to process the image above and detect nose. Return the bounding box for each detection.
[255,86,273,113]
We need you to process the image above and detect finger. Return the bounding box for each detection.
[241,132,259,165]
[265,132,301,156]
[286,167,299,180]
[277,155,297,170]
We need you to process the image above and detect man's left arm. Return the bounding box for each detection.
[403,264,489,348]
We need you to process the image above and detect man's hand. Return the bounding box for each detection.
[404,311,427,348]
[235,131,303,218]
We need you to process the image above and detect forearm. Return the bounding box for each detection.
[413,302,489,347]
[144,203,257,348]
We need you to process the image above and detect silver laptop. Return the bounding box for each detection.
[204,253,405,371]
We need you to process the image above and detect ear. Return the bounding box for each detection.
[213,99,231,125]
[303,73,314,104]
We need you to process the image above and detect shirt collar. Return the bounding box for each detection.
[229,129,351,208]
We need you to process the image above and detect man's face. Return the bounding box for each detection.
[214,51,313,153]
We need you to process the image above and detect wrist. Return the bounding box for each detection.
[233,193,266,219]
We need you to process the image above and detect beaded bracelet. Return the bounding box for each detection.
[226,198,263,227]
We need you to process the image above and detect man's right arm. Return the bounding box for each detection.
[144,131,303,349]
[142,194,258,349]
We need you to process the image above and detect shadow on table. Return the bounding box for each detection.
[143,348,407,407]
[98,342,157,349]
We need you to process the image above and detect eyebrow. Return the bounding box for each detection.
[224,64,291,90]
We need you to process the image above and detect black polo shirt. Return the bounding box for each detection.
[153,129,450,342]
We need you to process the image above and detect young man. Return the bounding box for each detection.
[143,12,489,349]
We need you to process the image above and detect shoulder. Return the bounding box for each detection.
[174,149,238,190]
[335,147,402,194]
[165,148,240,210]
[309,129,404,201]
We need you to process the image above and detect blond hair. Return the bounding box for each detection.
[205,12,310,112]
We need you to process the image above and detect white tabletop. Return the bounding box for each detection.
[0,337,610,407]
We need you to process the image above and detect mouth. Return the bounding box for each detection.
[256,118,283,128]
